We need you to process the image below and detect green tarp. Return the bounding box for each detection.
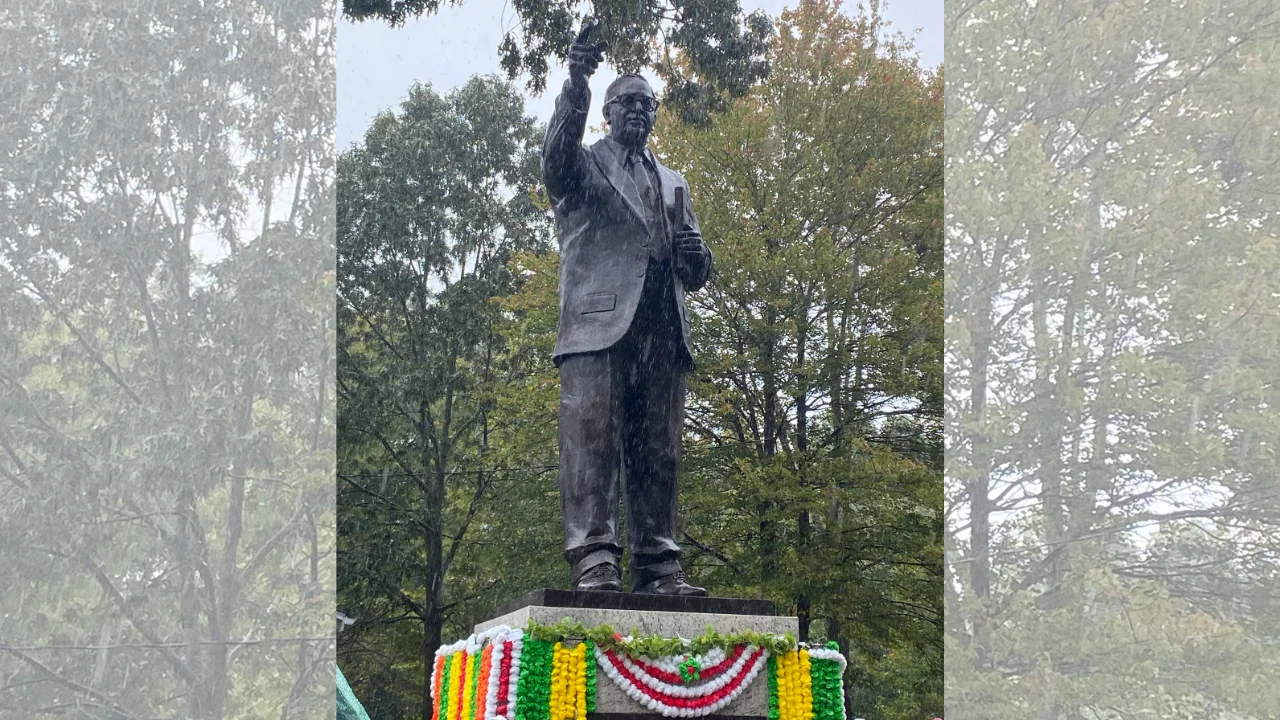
[337,666,372,720]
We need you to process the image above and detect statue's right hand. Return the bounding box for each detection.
[569,18,607,87]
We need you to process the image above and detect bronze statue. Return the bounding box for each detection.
[542,19,711,596]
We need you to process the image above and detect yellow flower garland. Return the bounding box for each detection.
[547,641,590,720]
[574,642,588,720]
[462,651,476,720]
[798,650,814,720]
[550,642,565,720]
[788,650,798,720]
[785,650,795,720]
[774,649,814,720]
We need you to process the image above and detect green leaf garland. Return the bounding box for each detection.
[525,618,798,657]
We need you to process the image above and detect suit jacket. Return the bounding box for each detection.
[542,80,712,366]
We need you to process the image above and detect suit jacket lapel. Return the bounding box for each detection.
[590,138,649,226]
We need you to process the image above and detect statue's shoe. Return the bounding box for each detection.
[632,570,707,597]
[575,563,623,592]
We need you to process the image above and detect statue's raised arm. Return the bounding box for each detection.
[542,19,608,202]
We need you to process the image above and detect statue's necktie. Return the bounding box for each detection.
[628,151,668,262]
[628,151,655,209]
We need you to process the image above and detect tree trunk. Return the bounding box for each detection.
[423,461,445,720]
[422,613,443,720]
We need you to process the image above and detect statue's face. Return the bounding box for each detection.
[604,77,658,148]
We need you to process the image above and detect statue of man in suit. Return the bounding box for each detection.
[542,20,711,596]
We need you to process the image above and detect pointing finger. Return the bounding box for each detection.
[575,17,599,44]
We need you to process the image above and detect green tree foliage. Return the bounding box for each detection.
[946,0,1280,717]
[341,0,771,126]
[335,75,557,720]
[655,2,942,716]
[0,1,335,718]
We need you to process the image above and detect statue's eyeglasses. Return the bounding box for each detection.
[608,93,660,112]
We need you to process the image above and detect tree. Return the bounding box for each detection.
[0,1,335,718]
[946,0,1280,716]
[341,0,771,126]
[335,75,554,720]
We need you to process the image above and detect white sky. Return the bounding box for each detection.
[336,0,943,150]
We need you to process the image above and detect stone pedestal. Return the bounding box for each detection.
[475,590,797,720]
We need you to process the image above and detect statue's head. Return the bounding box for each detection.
[603,74,658,149]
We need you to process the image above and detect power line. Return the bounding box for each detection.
[339,465,559,478]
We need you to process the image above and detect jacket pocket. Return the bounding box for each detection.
[581,292,616,314]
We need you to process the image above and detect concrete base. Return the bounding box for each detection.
[474,591,796,719]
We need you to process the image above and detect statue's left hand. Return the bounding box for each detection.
[672,229,708,282]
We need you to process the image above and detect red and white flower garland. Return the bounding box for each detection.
[493,627,524,720]
[596,642,769,717]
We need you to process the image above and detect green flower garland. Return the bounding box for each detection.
[439,654,453,720]
[583,640,597,713]
[514,638,554,720]
[469,650,482,720]
[767,655,780,720]
[526,618,797,657]
[810,642,845,720]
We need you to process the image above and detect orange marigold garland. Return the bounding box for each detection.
[432,655,447,720]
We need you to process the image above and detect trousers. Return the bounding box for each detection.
[558,259,689,587]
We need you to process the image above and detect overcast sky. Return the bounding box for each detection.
[336,0,942,150]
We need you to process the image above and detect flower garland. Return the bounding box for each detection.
[775,646,797,720]
[476,644,493,720]
[806,645,846,720]
[452,650,466,720]
[767,656,780,720]
[678,657,701,684]
[599,642,762,698]
[427,623,845,720]
[769,644,847,720]
[597,642,768,716]
[502,630,523,719]
[515,636,553,720]
[430,625,529,720]
[583,641,597,714]
[632,645,742,686]
[548,642,589,720]
[433,654,447,720]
